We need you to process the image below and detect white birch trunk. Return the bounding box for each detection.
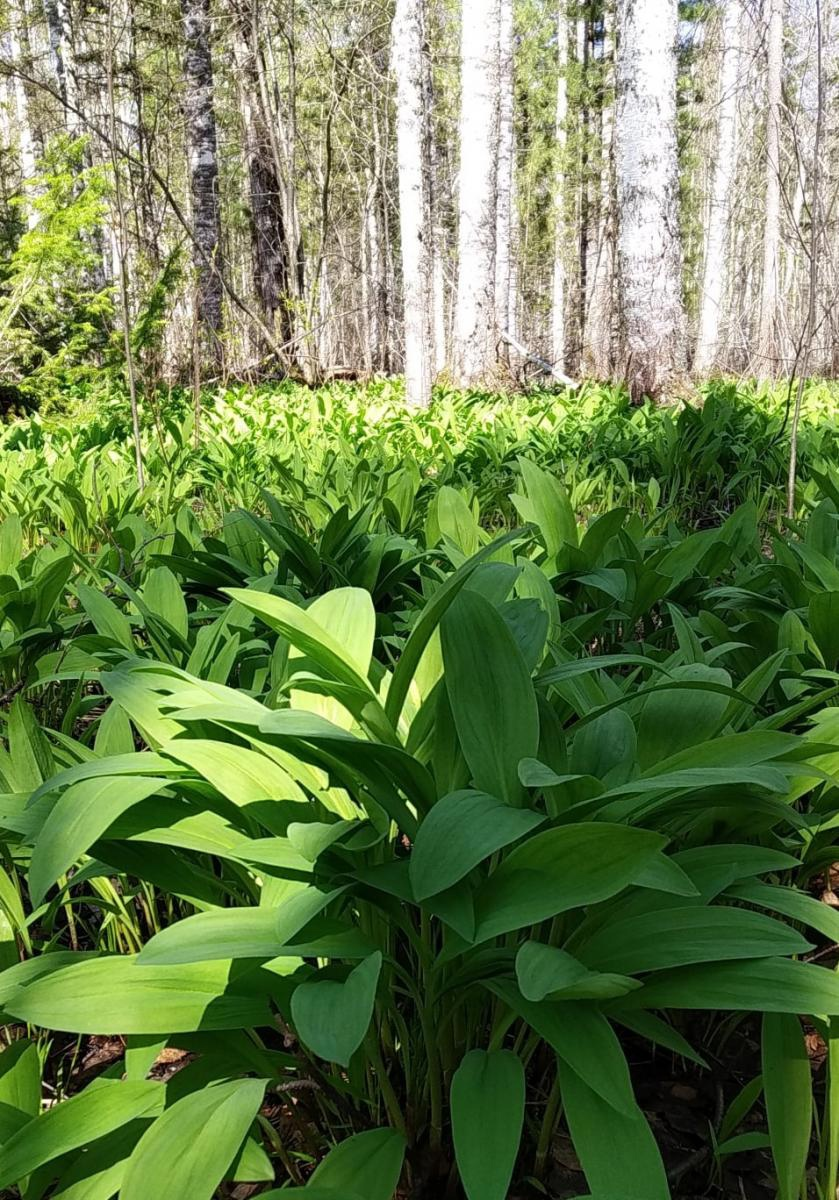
[7,23,37,229]
[494,0,515,347]
[583,5,615,377]
[694,0,742,374]
[756,0,784,375]
[551,2,569,369]
[453,0,501,386]
[393,0,433,407]
[614,0,685,401]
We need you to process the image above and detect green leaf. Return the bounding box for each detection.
[515,942,638,1003]
[441,590,539,805]
[490,981,636,1115]
[577,907,810,974]
[512,458,578,556]
[120,1078,266,1200]
[0,1080,163,1191]
[29,775,170,905]
[560,1063,670,1200]
[3,956,272,1033]
[474,824,666,941]
[309,1127,406,1200]
[291,952,382,1066]
[620,958,839,1015]
[451,1050,525,1200]
[223,586,377,697]
[142,565,189,640]
[0,1039,40,1118]
[75,582,135,650]
[385,529,521,726]
[762,1014,812,1200]
[138,889,342,965]
[409,790,544,901]
[636,665,731,768]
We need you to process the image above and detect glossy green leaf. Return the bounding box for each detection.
[0,1081,163,1191]
[120,1078,266,1200]
[451,1050,525,1200]
[409,790,544,900]
[309,1127,406,1200]
[762,1013,812,1200]
[292,952,382,1065]
[441,590,539,806]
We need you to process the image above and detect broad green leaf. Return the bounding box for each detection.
[512,457,578,556]
[29,775,170,905]
[451,1050,524,1200]
[620,958,839,1015]
[120,1079,266,1200]
[441,590,539,805]
[0,1081,163,1191]
[142,565,189,640]
[138,889,342,965]
[577,907,810,974]
[309,1127,406,1200]
[223,587,377,697]
[75,583,135,650]
[3,956,273,1033]
[762,1014,812,1200]
[727,881,839,943]
[385,528,522,725]
[0,1040,40,1117]
[636,664,731,768]
[515,942,637,1002]
[409,790,544,901]
[291,952,382,1066]
[560,1062,670,1200]
[490,981,636,1115]
[161,739,304,807]
[474,824,666,941]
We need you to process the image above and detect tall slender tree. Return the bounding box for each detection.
[181,0,224,365]
[614,0,685,400]
[453,0,501,386]
[756,0,784,375]
[494,0,515,350]
[695,0,741,375]
[393,0,432,406]
[551,1,569,371]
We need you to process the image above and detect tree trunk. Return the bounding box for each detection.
[181,0,224,366]
[614,0,685,401]
[551,2,569,370]
[7,7,38,229]
[694,0,741,375]
[393,0,433,407]
[453,0,501,387]
[231,8,291,357]
[583,5,616,378]
[494,0,515,352]
[756,0,784,376]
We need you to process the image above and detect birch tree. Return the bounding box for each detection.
[694,0,742,374]
[756,0,784,375]
[453,0,501,386]
[393,0,432,406]
[494,0,515,351]
[551,1,569,370]
[614,0,685,400]
[181,0,224,365]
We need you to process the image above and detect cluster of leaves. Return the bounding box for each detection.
[0,138,115,412]
[2,409,839,1198]
[2,377,839,548]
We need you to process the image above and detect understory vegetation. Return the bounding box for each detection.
[2,381,839,1198]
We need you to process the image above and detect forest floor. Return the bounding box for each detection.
[2,378,839,1199]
